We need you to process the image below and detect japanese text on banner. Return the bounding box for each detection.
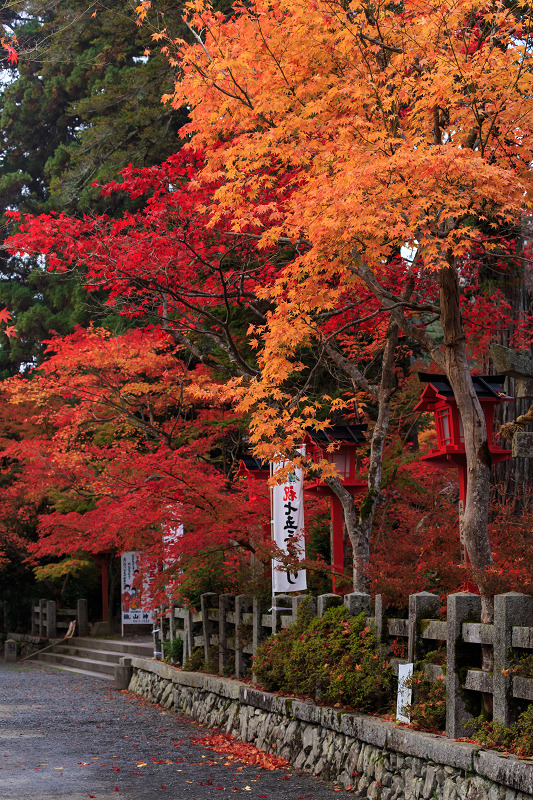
[271,457,307,592]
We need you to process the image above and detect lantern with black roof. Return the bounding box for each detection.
[305,423,368,594]
[414,373,513,562]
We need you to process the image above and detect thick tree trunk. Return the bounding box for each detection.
[438,258,494,624]
[354,253,495,619]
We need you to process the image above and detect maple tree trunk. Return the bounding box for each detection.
[325,320,399,593]
[438,257,494,625]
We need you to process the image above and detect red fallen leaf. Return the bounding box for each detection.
[161,787,166,790]
[191,733,289,772]
[114,789,119,793]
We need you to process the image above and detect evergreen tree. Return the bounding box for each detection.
[0,0,186,376]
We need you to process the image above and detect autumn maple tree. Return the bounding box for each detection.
[135,0,533,619]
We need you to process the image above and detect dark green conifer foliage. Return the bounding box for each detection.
[0,0,187,376]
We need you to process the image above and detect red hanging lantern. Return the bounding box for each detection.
[305,424,367,595]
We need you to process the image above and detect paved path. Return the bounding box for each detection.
[0,662,342,800]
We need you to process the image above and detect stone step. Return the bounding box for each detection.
[32,661,115,681]
[35,651,116,676]
[28,635,155,680]
[51,644,144,665]
[72,637,154,657]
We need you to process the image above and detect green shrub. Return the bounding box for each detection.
[472,704,533,756]
[254,602,394,713]
[183,647,205,672]
[253,596,316,692]
[163,637,184,665]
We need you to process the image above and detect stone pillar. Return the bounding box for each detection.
[114,657,133,690]
[374,594,386,649]
[218,593,234,673]
[38,598,46,637]
[77,598,89,637]
[200,593,219,662]
[344,592,371,617]
[31,601,37,636]
[293,594,315,625]
[317,593,343,617]
[46,600,57,639]
[235,595,252,679]
[252,598,267,654]
[408,592,440,664]
[446,592,481,739]
[4,639,16,662]
[183,608,193,666]
[272,594,292,633]
[493,592,533,726]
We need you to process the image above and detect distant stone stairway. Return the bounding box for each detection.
[30,636,154,681]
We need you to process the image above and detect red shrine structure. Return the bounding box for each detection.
[414,372,513,561]
[304,424,368,594]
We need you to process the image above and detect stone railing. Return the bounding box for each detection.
[156,590,533,739]
[31,598,89,639]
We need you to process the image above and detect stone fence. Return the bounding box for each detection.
[156,590,533,739]
[30,598,88,639]
[126,658,533,800]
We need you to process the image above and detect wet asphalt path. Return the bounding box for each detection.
[0,662,342,800]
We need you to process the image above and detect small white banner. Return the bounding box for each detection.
[121,551,154,625]
[271,458,307,593]
[396,662,414,724]
[163,520,184,567]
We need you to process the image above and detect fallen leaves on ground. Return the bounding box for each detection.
[191,732,290,771]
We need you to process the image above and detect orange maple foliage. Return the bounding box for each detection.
[155,0,533,603]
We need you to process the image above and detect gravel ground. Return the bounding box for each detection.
[0,661,343,800]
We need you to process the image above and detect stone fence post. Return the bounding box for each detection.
[218,593,234,673]
[38,598,46,637]
[46,600,56,639]
[493,592,533,726]
[446,592,481,739]
[344,592,371,617]
[201,593,219,662]
[77,598,89,637]
[408,592,440,664]
[317,593,343,617]
[235,595,253,679]
[4,638,16,662]
[374,594,386,649]
[272,594,292,633]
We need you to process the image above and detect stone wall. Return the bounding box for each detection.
[4,631,50,658]
[128,657,533,799]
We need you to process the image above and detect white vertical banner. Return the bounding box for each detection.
[396,662,414,724]
[121,551,154,625]
[271,454,307,592]
[163,521,184,568]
